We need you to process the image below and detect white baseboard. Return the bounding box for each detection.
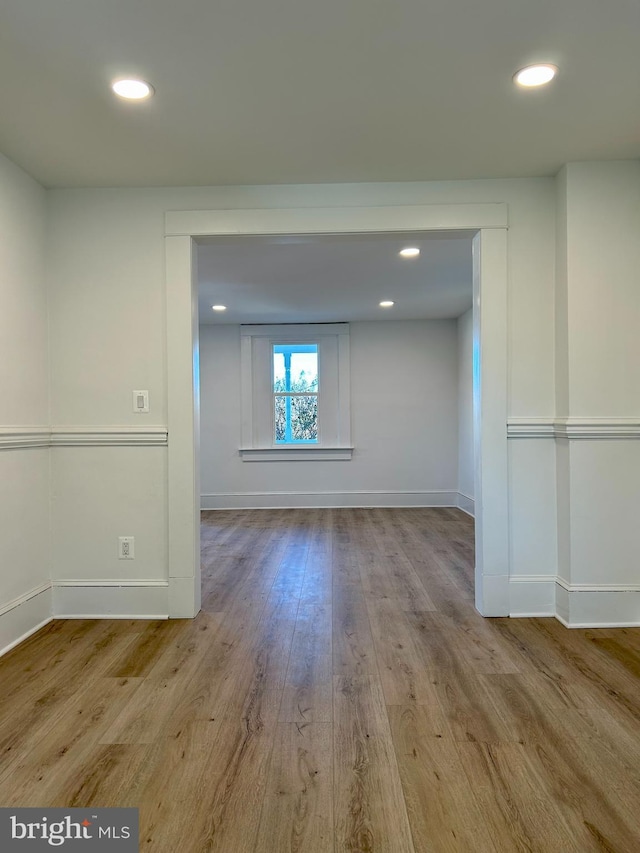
[509,575,640,625]
[201,490,459,510]
[509,576,556,617]
[555,582,640,628]
[457,492,475,517]
[0,582,53,658]
[52,581,169,618]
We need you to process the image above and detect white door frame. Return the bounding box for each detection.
[164,203,509,618]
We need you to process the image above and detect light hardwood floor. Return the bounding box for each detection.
[1,507,640,852]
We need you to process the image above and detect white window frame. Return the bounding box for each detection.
[240,323,352,461]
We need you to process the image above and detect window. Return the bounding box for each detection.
[240,324,352,460]
[273,344,319,443]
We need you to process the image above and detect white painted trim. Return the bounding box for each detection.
[0,426,168,449]
[201,490,459,510]
[555,418,640,440]
[239,447,353,461]
[472,229,509,617]
[241,323,349,337]
[457,492,475,517]
[52,579,169,588]
[510,574,556,585]
[555,582,640,628]
[0,581,52,617]
[556,576,640,593]
[165,235,201,618]
[511,613,557,619]
[0,584,53,659]
[52,584,170,618]
[509,575,556,618]
[506,418,555,439]
[54,615,170,620]
[51,426,168,446]
[0,617,53,659]
[0,427,50,450]
[240,323,351,452]
[507,418,640,440]
[165,204,509,238]
[166,203,510,618]
[507,576,640,627]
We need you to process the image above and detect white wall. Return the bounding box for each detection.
[45,178,557,617]
[0,152,51,652]
[200,320,459,507]
[456,308,474,514]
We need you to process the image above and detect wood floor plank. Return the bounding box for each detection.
[458,742,584,852]
[365,600,439,706]
[255,722,333,853]
[279,604,332,723]
[358,509,437,611]
[299,510,333,606]
[334,675,416,853]
[0,623,145,779]
[2,676,145,805]
[332,588,378,678]
[388,704,499,853]
[405,613,513,744]
[99,613,225,744]
[139,687,283,852]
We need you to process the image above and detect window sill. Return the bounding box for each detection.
[239,446,353,462]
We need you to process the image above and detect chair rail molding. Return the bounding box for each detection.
[507,417,640,439]
[0,426,168,449]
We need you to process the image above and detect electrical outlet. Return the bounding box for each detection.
[118,536,135,560]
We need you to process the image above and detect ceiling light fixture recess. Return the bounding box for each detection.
[513,64,558,88]
[379,301,395,308]
[399,247,420,258]
[212,304,227,311]
[111,79,154,100]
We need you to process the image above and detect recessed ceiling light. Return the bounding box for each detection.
[513,64,558,88]
[379,301,395,308]
[399,247,420,258]
[111,79,154,100]
[212,304,227,312]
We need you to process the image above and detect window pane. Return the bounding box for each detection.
[273,352,286,391]
[273,344,318,392]
[274,395,286,442]
[274,395,318,443]
[290,351,318,392]
[291,396,318,441]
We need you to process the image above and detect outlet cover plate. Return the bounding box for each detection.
[118,536,135,559]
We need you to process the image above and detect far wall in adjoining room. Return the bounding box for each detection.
[199,318,473,510]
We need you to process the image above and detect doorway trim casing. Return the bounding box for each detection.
[164,203,509,618]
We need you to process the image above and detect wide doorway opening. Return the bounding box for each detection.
[164,203,509,619]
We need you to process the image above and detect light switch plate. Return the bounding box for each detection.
[133,390,149,413]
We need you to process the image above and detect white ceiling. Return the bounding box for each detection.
[0,0,638,188]
[197,232,473,324]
